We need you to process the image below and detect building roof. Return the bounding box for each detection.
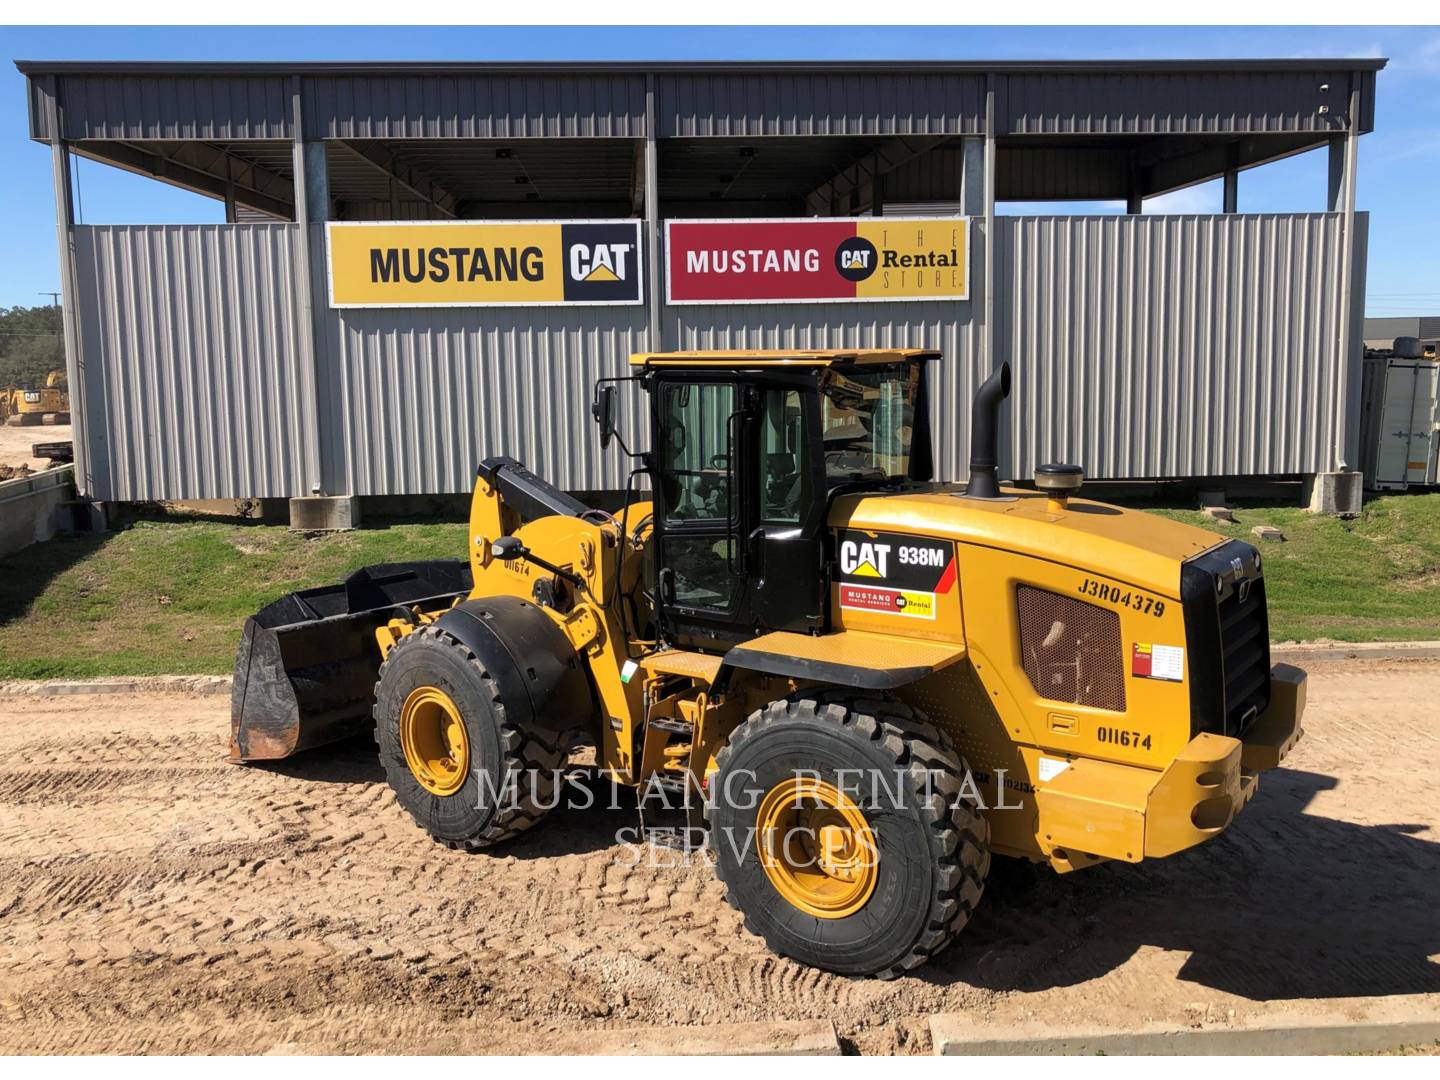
[13,58,1389,75]
[629,348,942,368]
[19,56,1385,219]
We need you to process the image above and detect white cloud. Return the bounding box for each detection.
[1366,130,1440,166]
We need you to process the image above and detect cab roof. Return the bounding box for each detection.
[629,348,941,368]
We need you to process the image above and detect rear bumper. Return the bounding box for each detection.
[1034,663,1306,870]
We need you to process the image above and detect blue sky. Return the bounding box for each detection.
[3,24,1438,316]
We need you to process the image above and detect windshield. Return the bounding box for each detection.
[818,361,921,488]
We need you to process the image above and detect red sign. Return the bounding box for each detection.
[665,217,969,305]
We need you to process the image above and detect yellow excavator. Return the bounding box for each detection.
[231,349,1304,977]
[2,369,70,426]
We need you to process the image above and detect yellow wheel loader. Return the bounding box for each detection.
[231,349,1305,978]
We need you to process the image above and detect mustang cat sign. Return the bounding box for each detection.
[665,217,968,305]
[326,220,643,308]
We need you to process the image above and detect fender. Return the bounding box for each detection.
[432,595,596,734]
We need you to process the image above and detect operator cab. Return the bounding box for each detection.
[610,349,939,654]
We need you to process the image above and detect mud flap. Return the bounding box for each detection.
[230,561,472,761]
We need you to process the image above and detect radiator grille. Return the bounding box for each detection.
[1181,540,1271,738]
[1017,585,1127,713]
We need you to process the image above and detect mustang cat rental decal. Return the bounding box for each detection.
[665,217,969,304]
[326,221,643,308]
[836,531,957,620]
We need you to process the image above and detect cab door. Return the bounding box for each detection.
[651,376,751,652]
[747,378,827,634]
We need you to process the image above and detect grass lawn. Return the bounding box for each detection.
[1,494,1437,680]
[0,510,468,679]
[1147,492,1440,643]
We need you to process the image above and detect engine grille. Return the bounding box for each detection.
[1181,540,1272,737]
[1017,585,1127,713]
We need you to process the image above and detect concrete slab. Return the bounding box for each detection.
[0,465,75,557]
[288,495,361,532]
[931,998,1440,1055]
[1304,471,1363,516]
[540,1019,841,1056]
[0,675,232,696]
[1272,640,1440,662]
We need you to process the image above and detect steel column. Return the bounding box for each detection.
[44,75,92,498]
[289,77,326,495]
[644,73,661,348]
[1334,79,1362,471]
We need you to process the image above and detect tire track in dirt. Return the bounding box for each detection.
[1,661,1437,1053]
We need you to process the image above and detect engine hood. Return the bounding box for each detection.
[830,484,1223,599]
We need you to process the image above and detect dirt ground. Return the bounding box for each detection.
[0,419,71,475]
[0,658,1436,1055]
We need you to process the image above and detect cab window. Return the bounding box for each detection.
[659,382,735,523]
[759,389,808,524]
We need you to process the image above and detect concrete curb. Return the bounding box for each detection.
[538,1019,841,1056]
[1272,641,1440,663]
[0,675,232,697]
[930,1010,1440,1055]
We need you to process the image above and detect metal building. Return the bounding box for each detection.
[1365,316,1440,352]
[20,58,1383,507]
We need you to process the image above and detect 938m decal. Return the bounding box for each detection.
[836,531,956,620]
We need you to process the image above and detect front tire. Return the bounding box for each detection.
[708,691,989,978]
[374,625,565,850]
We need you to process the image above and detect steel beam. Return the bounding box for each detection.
[334,140,458,218]
[803,135,948,216]
[77,140,294,220]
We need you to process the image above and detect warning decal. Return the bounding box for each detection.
[836,530,954,620]
[1132,642,1185,682]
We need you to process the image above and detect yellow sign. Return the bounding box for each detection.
[326,221,644,308]
[853,219,968,301]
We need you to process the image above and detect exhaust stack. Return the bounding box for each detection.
[965,362,1012,500]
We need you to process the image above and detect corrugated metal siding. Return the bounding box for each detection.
[997,70,1355,135]
[320,308,650,495]
[28,65,1383,148]
[995,213,1354,479]
[1422,317,1440,341]
[305,75,647,139]
[72,224,311,501]
[660,73,984,137]
[1364,317,1421,340]
[56,75,292,140]
[28,74,55,141]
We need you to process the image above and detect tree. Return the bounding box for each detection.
[0,306,65,389]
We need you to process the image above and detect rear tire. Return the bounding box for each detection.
[708,690,989,978]
[374,625,565,849]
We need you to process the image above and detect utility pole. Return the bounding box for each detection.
[39,291,61,306]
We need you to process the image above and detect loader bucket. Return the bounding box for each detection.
[230,560,472,761]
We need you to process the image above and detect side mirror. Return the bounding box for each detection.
[591,385,616,451]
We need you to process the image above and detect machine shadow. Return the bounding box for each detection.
[265,745,636,859]
[0,529,109,630]
[925,767,1440,1001]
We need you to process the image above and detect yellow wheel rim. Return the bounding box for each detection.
[756,778,878,919]
[399,685,470,797]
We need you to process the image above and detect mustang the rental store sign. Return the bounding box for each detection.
[326,221,644,308]
[665,217,969,305]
